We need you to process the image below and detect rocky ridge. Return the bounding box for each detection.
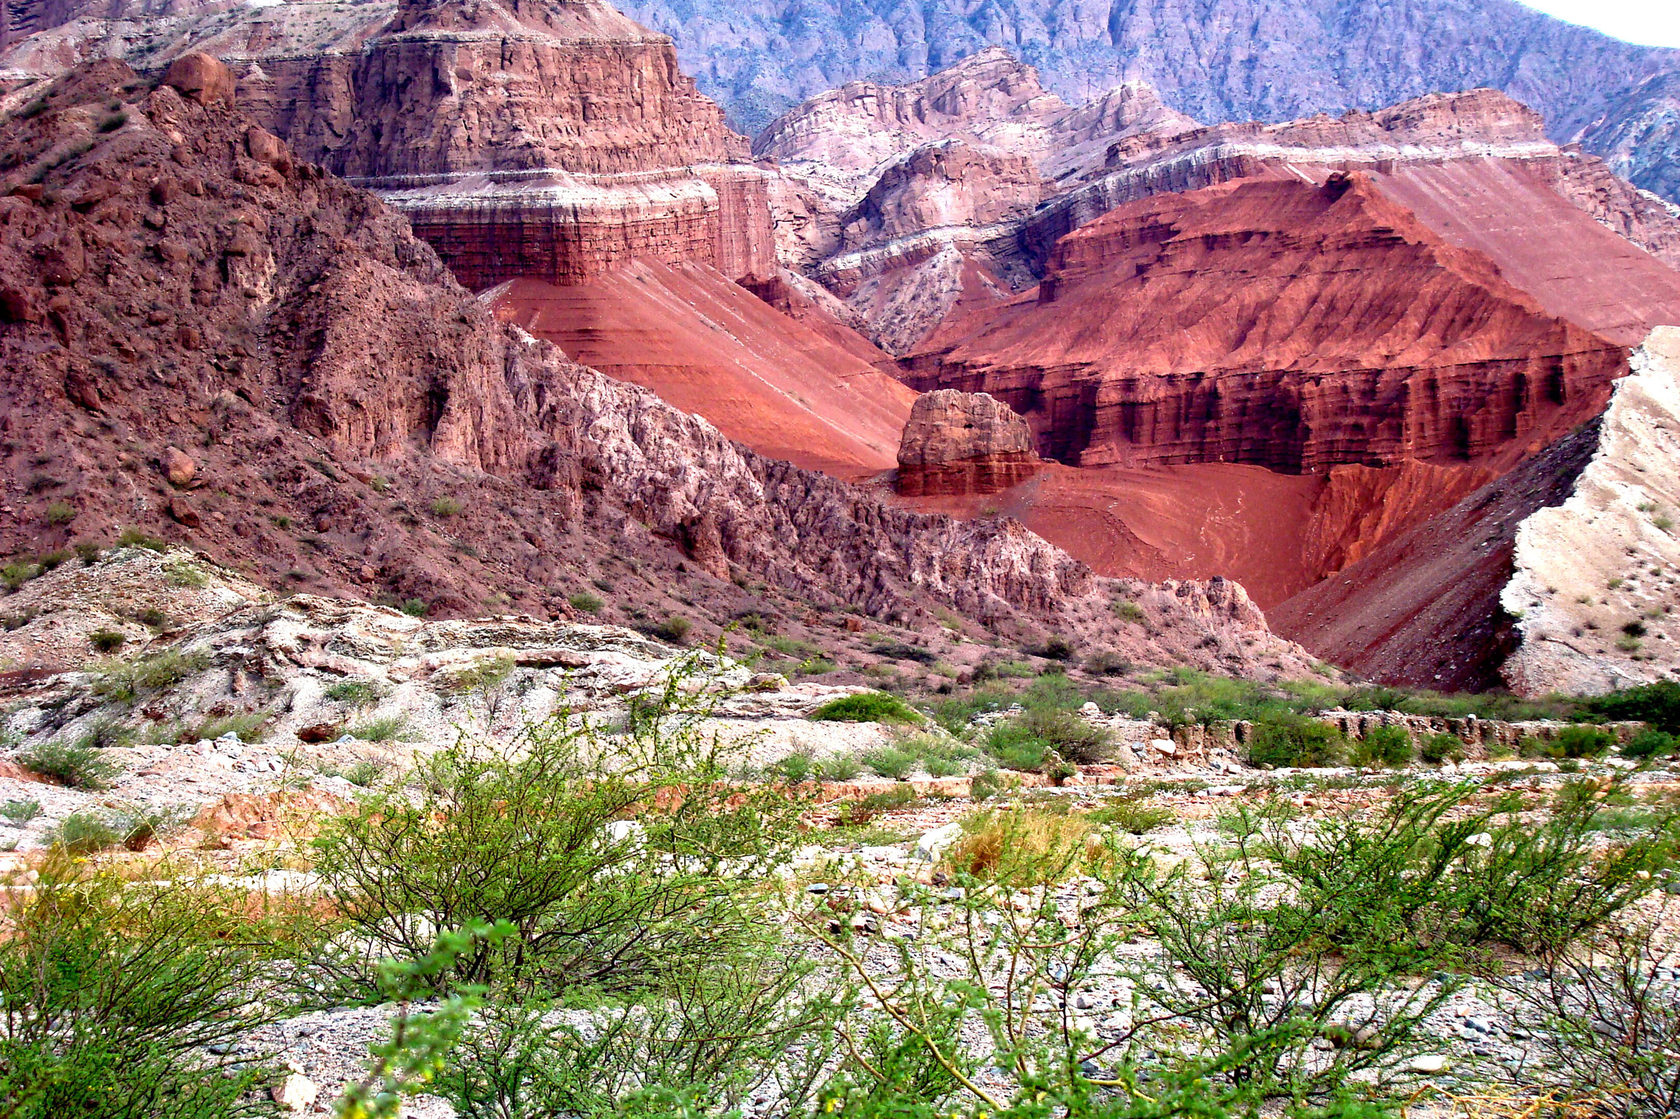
[769,68,1680,355]
[1501,327,1680,695]
[2,0,780,289]
[0,59,1316,679]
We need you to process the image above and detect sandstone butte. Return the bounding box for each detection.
[0,58,1320,682]
[894,390,1039,499]
[899,169,1680,690]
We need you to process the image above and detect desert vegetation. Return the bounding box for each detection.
[2,653,1677,1119]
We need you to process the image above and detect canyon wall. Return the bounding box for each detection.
[911,175,1631,475]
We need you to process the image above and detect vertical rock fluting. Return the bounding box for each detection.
[895,390,1039,497]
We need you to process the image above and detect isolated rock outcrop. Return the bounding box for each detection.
[896,390,1037,497]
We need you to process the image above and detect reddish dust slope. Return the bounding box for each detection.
[1271,424,1602,691]
[490,261,917,478]
[1376,159,1680,346]
[901,459,1493,609]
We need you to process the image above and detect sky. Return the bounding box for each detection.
[1519,0,1680,48]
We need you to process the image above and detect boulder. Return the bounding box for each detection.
[163,52,235,107]
[160,446,196,487]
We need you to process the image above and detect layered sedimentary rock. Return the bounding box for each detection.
[1018,89,1680,279]
[895,390,1037,498]
[754,47,1192,195]
[322,0,775,287]
[769,71,1680,357]
[753,50,1193,351]
[0,0,778,289]
[1499,328,1680,695]
[911,174,1636,474]
[0,60,1319,678]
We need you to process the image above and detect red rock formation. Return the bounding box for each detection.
[0,59,1327,682]
[896,390,1038,497]
[2,0,778,289]
[1021,89,1680,276]
[912,175,1636,475]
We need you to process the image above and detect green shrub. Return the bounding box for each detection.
[50,812,123,854]
[809,692,920,725]
[91,647,209,704]
[114,527,168,552]
[821,753,863,782]
[860,746,915,780]
[1546,725,1617,759]
[348,715,406,743]
[769,750,819,784]
[400,598,429,617]
[44,500,75,525]
[1112,600,1146,623]
[87,628,126,654]
[836,784,917,825]
[325,679,377,703]
[96,110,127,132]
[1245,714,1346,768]
[310,660,804,998]
[1025,635,1075,661]
[1418,732,1466,764]
[1622,728,1679,758]
[1083,651,1132,677]
[0,866,295,1119]
[1582,680,1680,733]
[1090,796,1177,834]
[647,615,692,646]
[430,496,465,517]
[16,739,119,789]
[1350,724,1412,767]
[1,799,42,825]
[568,591,604,614]
[342,760,384,788]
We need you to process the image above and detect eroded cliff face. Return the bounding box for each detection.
[911,175,1632,475]
[0,59,1316,677]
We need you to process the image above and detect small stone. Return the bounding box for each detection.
[161,446,197,487]
[271,1072,318,1112]
[1409,1054,1450,1074]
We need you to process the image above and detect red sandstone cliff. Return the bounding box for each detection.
[912,174,1637,474]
